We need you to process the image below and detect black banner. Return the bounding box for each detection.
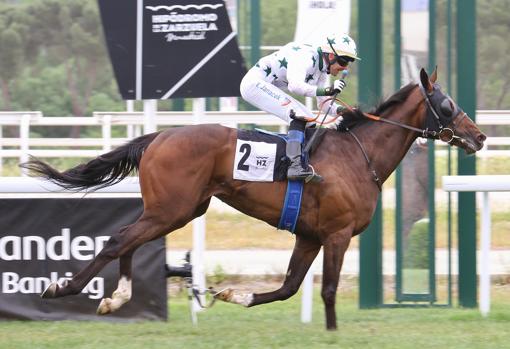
[98,0,247,100]
[0,198,167,321]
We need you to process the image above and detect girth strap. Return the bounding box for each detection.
[278,180,304,233]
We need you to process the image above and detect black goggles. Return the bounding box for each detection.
[335,55,354,67]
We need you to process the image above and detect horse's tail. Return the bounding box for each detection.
[20,131,161,191]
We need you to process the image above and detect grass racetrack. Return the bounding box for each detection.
[0,282,508,349]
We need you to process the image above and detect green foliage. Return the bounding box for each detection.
[0,0,121,117]
[404,218,430,269]
[208,265,227,285]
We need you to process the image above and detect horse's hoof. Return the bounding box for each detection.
[213,288,234,302]
[97,298,113,315]
[41,282,59,298]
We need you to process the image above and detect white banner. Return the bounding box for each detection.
[294,0,351,44]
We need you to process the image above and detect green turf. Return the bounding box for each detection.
[0,286,508,349]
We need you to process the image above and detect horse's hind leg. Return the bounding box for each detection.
[214,236,321,306]
[96,198,212,315]
[41,216,167,300]
[95,250,135,315]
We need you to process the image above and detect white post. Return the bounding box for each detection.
[480,191,491,317]
[0,124,3,175]
[301,267,314,323]
[442,175,510,317]
[192,214,206,314]
[143,100,157,134]
[300,95,315,324]
[20,114,31,176]
[192,98,207,313]
[101,114,112,152]
[126,100,135,139]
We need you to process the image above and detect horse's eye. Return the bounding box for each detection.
[440,99,453,117]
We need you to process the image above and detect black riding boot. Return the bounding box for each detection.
[286,119,322,182]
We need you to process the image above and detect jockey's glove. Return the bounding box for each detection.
[319,79,347,96]
[333,79,347,94]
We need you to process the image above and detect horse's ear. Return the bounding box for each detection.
[420,68,433,93]
[430,66,438,83]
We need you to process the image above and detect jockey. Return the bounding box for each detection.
[240,33,359,182]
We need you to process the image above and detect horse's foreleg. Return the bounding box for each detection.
[214,236,321,307]
[321,230,351,331]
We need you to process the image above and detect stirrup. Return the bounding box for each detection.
[287,165,323,183]
[304,165,323,183]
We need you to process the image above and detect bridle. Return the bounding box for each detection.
[418,83,468,144]
[343,83,469,191]
[360,83,467,144]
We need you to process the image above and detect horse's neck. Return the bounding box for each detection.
[356,101,424,184]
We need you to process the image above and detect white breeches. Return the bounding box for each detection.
[240,69,314,124]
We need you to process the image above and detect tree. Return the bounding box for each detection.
[0,5,27,110]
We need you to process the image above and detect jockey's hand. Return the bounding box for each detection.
[336,105,347,116]
[333,79,347,94]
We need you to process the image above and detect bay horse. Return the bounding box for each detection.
[21,68,485,330]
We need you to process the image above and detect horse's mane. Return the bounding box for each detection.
[338,83,417,131]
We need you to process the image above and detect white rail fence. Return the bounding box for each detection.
[0,111,288,163]
[443,175,510,317]
[0,110,508,172]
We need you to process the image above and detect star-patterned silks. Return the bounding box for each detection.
[342,36,350,44]
[327,37,336,46]
[248,43,329,95]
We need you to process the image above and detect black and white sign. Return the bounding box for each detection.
[98,0,247,100]
[0,198,167,321]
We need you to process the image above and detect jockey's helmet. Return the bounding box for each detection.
[320,33,360,63]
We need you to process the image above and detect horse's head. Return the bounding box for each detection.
[419,68,486,154]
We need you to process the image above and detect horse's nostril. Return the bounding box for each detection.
[477,133,487,143]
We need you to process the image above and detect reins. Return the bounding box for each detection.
[336,83,467,191]
[345,129,383,191]
[300,83,468,192]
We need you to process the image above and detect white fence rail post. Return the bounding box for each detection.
[20,114,31,175]
[301,267,314,323]
[0,124,3,175]
[143,100,157,134]
[480,191,491,317]
[101,114,112,152]
[443,175,510,317]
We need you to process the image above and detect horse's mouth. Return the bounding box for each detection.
[455,137,484,154]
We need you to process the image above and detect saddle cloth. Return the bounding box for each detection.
[232,128,325,182]
[232,129,287,182]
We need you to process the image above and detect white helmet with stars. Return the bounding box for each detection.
[320,33,360,61]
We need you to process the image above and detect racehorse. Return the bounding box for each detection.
[21,68,485,330]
